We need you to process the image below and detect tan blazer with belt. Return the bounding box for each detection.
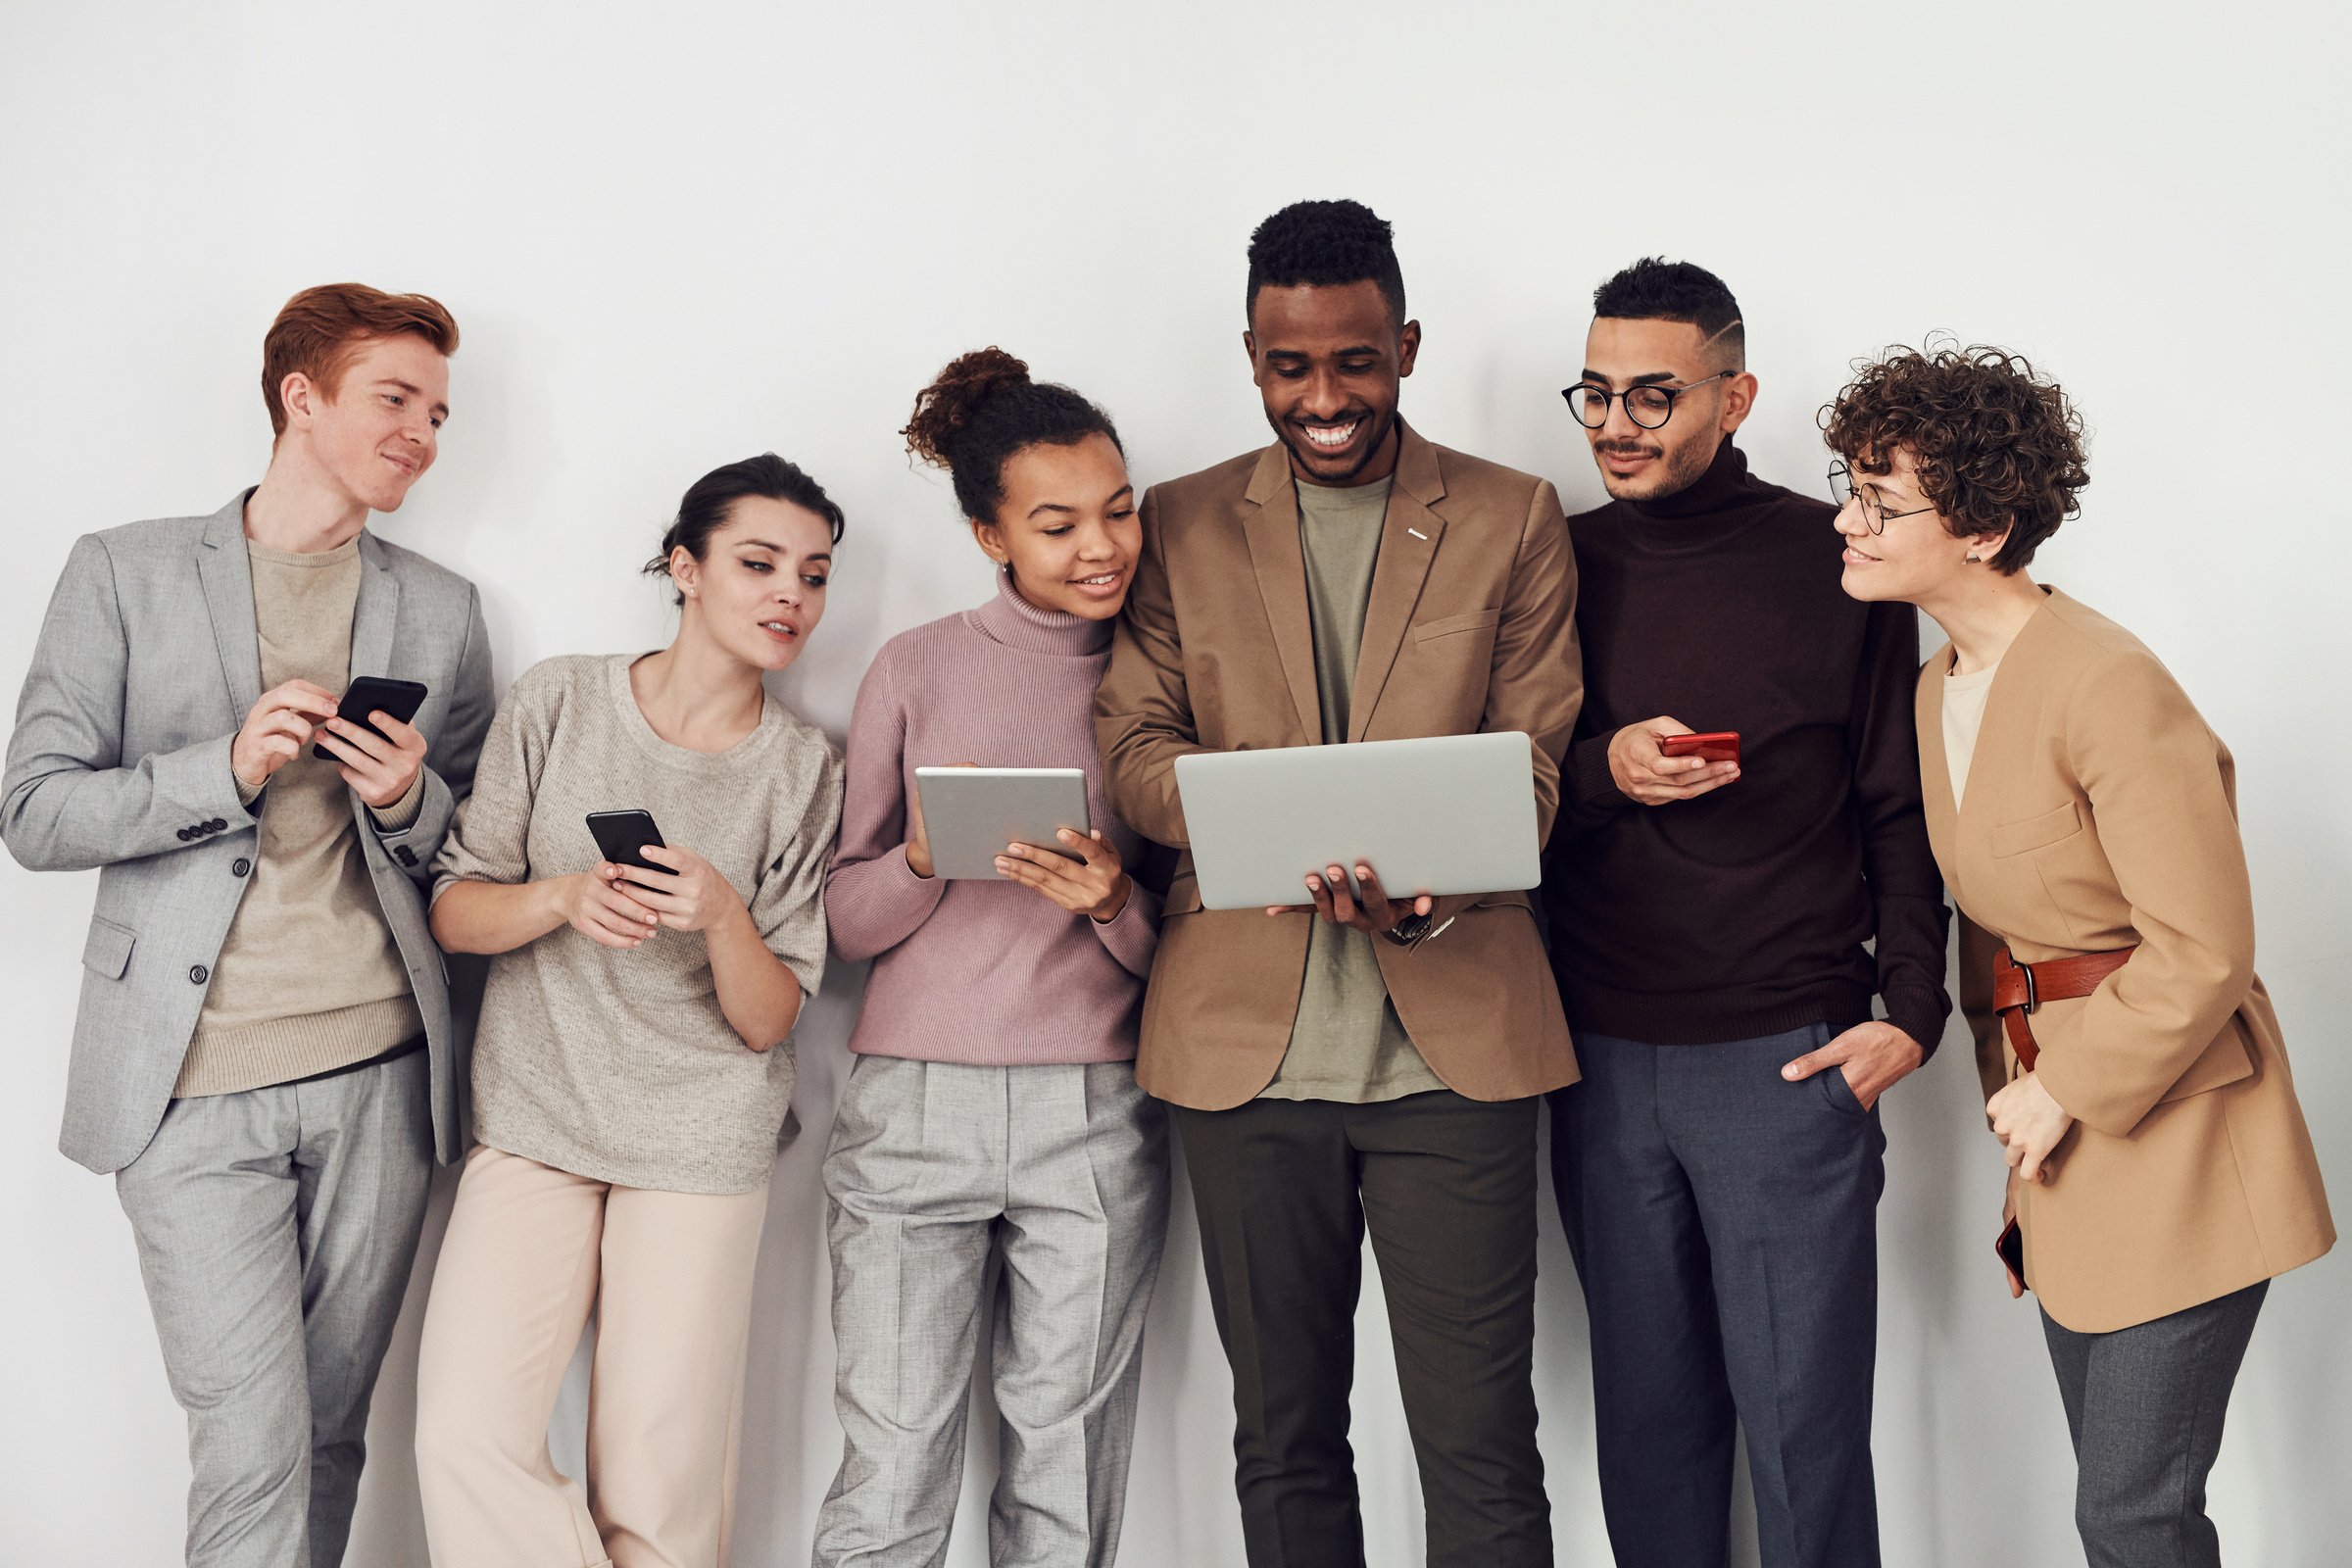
[1922,588,2331,1332]
[1096,422,1583,1110]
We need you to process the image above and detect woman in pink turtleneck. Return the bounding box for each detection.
[810,349,1168,1568]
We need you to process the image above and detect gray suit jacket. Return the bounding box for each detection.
[3,492,495,1173]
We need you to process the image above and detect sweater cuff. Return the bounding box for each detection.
[1092,877,1160,977]
[1570,734,1628,814]
[368,769,427,833]
[1882,986,1948,1063]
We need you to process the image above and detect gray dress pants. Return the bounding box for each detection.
[1551,1024,1885,1568]
[2041,1280,2268,1568]
[812,1055,1169,1568]
[114,1046,434,1568]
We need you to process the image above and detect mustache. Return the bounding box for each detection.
[1597,442,1661,458]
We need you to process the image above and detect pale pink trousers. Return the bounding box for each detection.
[415,1146,770,1568]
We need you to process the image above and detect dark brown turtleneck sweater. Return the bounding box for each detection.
[1543,441,1950,1053]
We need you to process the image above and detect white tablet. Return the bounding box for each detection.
[913,767,1092,881]
[1173,732,1541,910]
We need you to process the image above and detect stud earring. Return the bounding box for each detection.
[1965,555,1982,564]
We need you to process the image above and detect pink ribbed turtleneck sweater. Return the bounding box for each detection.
[826,571,1158,1064]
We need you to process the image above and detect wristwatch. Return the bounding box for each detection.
[1382,910,1435,948]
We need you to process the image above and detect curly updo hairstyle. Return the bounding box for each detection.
[642,452,846,606]
[1820,343,2088,574]
[902,348,1122,524]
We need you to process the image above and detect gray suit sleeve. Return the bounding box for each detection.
[371,585,493,885]
[3,534,249,872]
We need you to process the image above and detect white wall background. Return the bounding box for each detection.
[3,3,2347,1563]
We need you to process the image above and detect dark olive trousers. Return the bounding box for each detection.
[1170,1090,1550,1568]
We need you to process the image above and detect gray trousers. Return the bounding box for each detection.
[1551,1024,1885,1568]
[114,1046,434,1568]
[2042,1280,2268,1568]
[812,1055,1169,1568]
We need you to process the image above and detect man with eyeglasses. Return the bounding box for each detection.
[1540,258,1949,1568]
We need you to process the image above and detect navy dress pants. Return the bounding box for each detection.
[1550,1024,1886,1568]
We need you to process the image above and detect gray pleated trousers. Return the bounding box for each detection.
[811,1054,1169,1568]
[2042,1280,2268,1568]
[113,1047,434,1568]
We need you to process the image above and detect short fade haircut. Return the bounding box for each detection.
[1592,257,1744,368]
[1820,342,2088,574]
[262,283,460,437]
[1246,199,1406,328]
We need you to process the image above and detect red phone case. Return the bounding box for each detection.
[1660,730,1740,763]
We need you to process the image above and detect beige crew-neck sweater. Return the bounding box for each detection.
[432,654,843,1195]
[176,536,425,1098]
[1942,659,2001,808]
[1258,475,1446,1104]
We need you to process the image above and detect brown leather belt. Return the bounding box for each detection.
[1991,946,2135,1071]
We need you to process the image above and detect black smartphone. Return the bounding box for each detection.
[1995,1217,2028,1291]
[586,809,667,871]
[314,676,428,761]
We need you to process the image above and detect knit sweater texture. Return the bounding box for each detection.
[1543,442,1951,1052]
[432,654,842,1194]
[826,572,1158,1065]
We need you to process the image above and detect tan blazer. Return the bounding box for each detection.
[1922,588,2331,1332]
[1096,422,1583,1110]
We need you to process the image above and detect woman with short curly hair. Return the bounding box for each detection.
[1824,345,2331,1567]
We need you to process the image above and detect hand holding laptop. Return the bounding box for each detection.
[1279,860,1434,932]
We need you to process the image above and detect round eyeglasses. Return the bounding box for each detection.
[1561,369,1734,431]
[1828,460,1935,535]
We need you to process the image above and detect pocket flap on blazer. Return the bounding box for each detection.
[1990,801,2082,858]
[81,917,135,980]
[1411,608,1502,642]
[2157,1018,2256,1105]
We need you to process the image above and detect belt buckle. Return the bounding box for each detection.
[2019,959,2038,1014]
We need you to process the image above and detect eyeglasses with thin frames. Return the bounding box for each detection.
[1561,368,1735,431]
[1828,460,1934,535]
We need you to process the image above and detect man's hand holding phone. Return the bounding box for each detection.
[314,707,430,809]
[1609,717,1740,806]
[231,679,340,792]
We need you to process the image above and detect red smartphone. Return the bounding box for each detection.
[1660,730,1740,764]
[1995,1217,2028,1291]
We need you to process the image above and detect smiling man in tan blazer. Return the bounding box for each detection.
[1827,341,2330,1568]
[1096,199,1580,1568]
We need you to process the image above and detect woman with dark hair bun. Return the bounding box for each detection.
[411,454,847,1567]
[813,349,1167,1567]
[1826,345,2330,1568]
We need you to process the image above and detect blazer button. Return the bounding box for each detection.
[188,964,210,985]
[232,858,252,877]
[208,818,227,832]
[176,828,193,842]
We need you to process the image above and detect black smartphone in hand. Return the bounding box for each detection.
[586,809,667,871]
[314,676,428,761]
[1995,1217,2028,1291]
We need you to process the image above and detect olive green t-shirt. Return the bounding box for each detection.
[1257,476,1446,1103]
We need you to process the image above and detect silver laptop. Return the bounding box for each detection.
[1173,732,1541,910]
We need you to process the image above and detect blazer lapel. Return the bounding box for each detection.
[350,530,401,681]
[1240,444,1322,745]
[197,493,263,719]
[1917,641,1959,871]
[1347,422,1446,743]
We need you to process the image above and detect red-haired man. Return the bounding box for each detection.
[4,283,495,1567]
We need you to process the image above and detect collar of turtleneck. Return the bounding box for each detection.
[1621,439,1781,550]
[966,566,1115,659]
